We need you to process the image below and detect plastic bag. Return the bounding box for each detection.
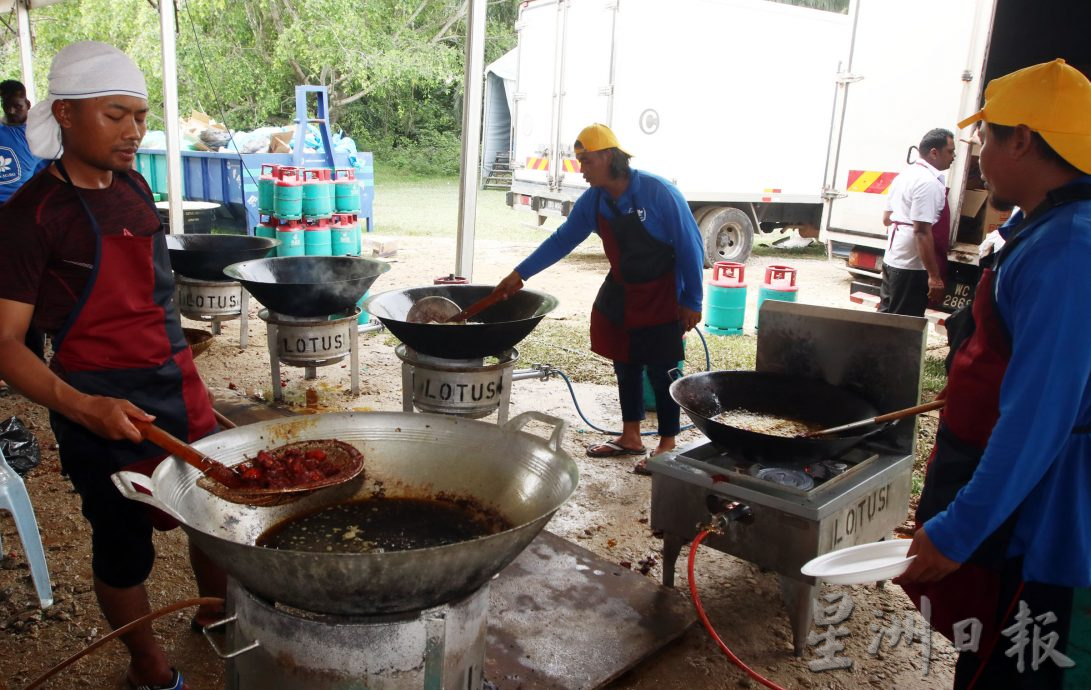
[0,416,41,476]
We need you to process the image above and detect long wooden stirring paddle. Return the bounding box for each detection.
[804,399,945,438]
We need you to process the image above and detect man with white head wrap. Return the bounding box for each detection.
[0,42,222,690]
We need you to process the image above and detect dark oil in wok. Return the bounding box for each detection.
[256,497,511,554]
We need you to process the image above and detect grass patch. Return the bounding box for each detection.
[922,352,948,399]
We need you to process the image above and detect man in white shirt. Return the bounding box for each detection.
[879,128,955,316]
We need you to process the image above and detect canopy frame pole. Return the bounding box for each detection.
[454,0,487,280]
[159,0,184,234]
[16,0,35,102]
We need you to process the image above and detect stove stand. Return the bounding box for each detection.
[649,440,913,655]
[175,275,250,348]
[214,578,488,690]
[650,301,928,656]
[259,308,360,402]
[396,344,519,423]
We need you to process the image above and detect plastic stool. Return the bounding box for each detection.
[0,449,53,608]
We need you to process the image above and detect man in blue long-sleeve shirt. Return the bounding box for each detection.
[492,124,703,470]
[895,60,1091,689]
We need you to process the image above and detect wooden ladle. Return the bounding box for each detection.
[134,421,364,507]
[803,399,945,438]
[405,291,508,324]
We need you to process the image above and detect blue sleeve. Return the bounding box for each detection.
[652,181,704,312]
[514,189,597,280]
[925,216,1091,561]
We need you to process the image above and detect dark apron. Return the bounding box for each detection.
[904,183,1091,647]
[48,162,216,525]
[588,191,684,364]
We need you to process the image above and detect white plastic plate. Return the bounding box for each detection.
[801,539,914,584]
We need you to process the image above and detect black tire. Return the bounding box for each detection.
[699,206,754,267]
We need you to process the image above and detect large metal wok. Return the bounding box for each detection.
[365,285,558,359]
[670,370,882,464]
[224,256,391,318]
[112,411,578,615]
[166,234,279,282]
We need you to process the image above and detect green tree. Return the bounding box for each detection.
[0,0,522,174]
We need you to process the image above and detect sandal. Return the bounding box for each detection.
[129,668,188,690]
[586,441,647,458]
[632,458,652,476]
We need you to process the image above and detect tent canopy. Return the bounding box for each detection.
[481,48,516,181]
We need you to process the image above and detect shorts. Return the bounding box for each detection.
[50,411,175,589]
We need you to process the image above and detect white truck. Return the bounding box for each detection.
[818,0,1087,309]
[503,0,851,267]
[501,0,1088,307]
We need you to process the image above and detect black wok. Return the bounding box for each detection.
[365,285,558,359]
[224,256,391,317]
[670,370,881,463]
[166,234,279,281]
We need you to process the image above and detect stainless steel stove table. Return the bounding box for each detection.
[649,301,929,655]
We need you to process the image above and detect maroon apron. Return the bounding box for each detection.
[888,162,951,285]
[588,191,684,364]
[904,183,1091,647]
[49,162,215,525]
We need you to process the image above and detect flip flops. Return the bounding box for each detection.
[129,668,188,690]
[632,458,652,476]
[586,441,647,458]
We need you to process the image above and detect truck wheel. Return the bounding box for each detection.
[700,206,754,267]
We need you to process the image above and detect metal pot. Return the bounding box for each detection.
[669,370,882,463]
[364,285,558,359]
[224,256,391,317]
[166,234,279,281]
[112,411,578,615]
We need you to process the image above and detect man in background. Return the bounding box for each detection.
[896,59,1091,689]
[0,79,46,205]
[879,127,955,316]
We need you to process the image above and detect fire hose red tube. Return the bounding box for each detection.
[687,529,789,690]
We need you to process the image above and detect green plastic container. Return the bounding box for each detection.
[335,168,361,213]
[258,164,278,216]
[357,290,371,324]
[756,265,799,330]
[302,169,334,220]
[304,227,332,256]
[273,167,303,221]
[276,227,305,257]
[331,226,357,256]
[642,340,685,411]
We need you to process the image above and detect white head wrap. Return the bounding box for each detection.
[26,41,148,159]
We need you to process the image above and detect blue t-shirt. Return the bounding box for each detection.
[514,168,704,312]
[925,175,1091,587]
[0,122,45,205]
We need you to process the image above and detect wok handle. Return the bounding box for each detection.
[110,471,187,523]
[452,291,506,323]
[808,399,946,437]
[135,420,224,476]
[504,411,568,453]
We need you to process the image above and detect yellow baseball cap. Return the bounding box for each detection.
[574,123,631,155]
[958,59,1091,173]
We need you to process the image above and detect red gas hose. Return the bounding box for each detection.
[23,596,224,690]
[688,529,789,690]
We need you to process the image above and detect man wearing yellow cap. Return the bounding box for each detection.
[493,124,703,468]
[894,59,1091,688]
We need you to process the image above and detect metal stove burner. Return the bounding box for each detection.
[218,578,488,690]
[259,308,360,401]
[174,275,250,348]
[754,467,814,491]
[396,343,519,422]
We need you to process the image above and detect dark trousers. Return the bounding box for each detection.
[614,360,681,437]
[953,558,1080,690]
[879,264,929,317]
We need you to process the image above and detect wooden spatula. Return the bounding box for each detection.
[803,399,945,438]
